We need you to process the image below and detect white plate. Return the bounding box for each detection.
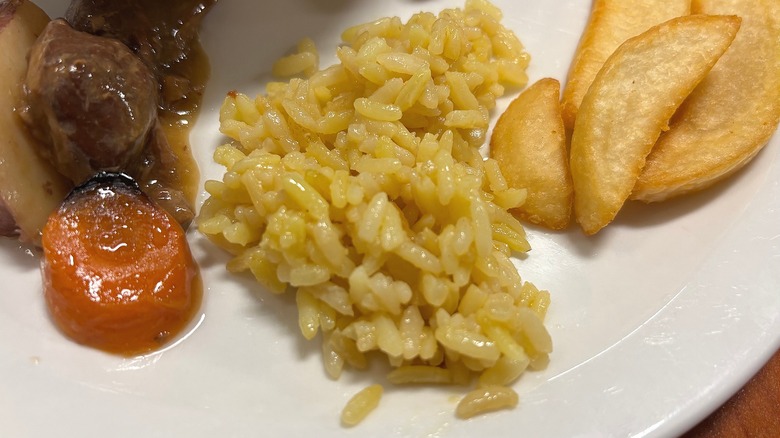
[2,1,779,437]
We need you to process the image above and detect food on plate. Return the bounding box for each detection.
[341,384,384,427]
[65,0,216,107]
[569,15,740,235]
[632,0,780,202]
[41,172,200,356]
[560,0,691,131]
[456,385,519,419]
[21,18,159,184]
[0,0,215,354]
[0,0,217,243]
[64,0,217,222]
[199,0,552,423]
[0,0,70,244]
[60,0,216,226]
[272,37,319,78]
[489,77,572,230]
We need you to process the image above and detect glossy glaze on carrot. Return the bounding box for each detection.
[41,173,200,356]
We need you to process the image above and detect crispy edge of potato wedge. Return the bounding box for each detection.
[490,77,572,230]
[560,0,691,131]
[632,0,780,202]
[570,14,740,235]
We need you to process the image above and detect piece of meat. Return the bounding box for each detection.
[66,0,215,66]
[20,19,158,184]
[65,0,217,114]
[59,0,218,229]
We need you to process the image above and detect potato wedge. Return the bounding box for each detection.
[0,0,70,244]
[490,78,572,230]
[632,0,780,202]
[560,0,691,131]
[570,15,740,235]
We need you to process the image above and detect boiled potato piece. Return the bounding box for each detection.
[560,0,691,131]
[0,0,70,245]
[633,0,780,202]
[490,78,572,230]
[570,15,740,235]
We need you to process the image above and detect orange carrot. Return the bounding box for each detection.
[41,172,200,356]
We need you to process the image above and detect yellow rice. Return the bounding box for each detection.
[198,0,552,423]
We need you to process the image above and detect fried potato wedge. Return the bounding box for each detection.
[560,0,691,131]
[632,0,780,202]
[570,15,740,235]
[490,78,572,230]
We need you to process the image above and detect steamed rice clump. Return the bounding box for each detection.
[198,0,552,420]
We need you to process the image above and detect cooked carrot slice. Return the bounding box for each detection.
[41,172,200,356]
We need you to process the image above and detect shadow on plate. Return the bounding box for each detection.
[543,147,770,258]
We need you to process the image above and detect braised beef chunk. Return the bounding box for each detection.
[65,0,215,67]
[65,0,217,115]
[8,1,215,232]
[21,19,158,184]
[60,0,216,230]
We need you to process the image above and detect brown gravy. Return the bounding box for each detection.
[144,39,211,211]
[65,0,217,217]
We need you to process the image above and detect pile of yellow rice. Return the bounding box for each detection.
[198,0,552,424]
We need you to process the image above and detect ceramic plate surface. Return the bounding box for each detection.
[2,1,779,437]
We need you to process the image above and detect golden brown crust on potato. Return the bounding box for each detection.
[633,0,780,202]
[570,15,740,234]
[490,78,572,230]
[561,0,691,131]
